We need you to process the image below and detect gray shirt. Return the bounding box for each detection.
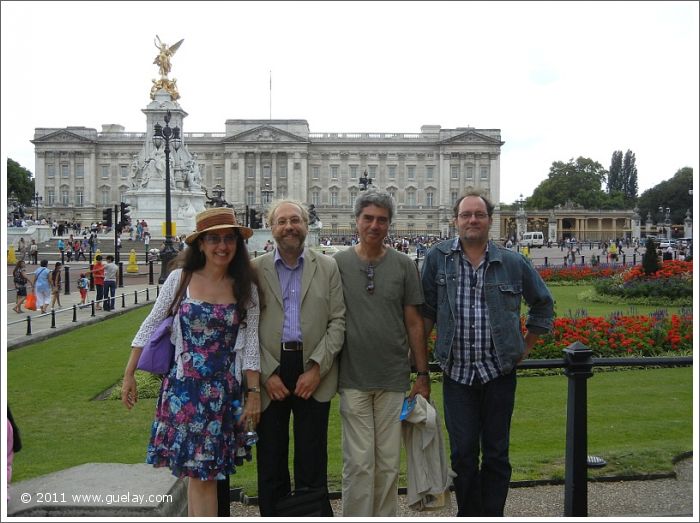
[103,262,118,282]
[334,247,424,392]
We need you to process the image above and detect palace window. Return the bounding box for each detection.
[76,190,84,207]
[101,165,110,178]
[61,190,69,206]
[61,164,69,178]
[312,166,320,179]
[75,163,84,178]
[330,190,338,206]
[406,189,416,206]
[312,190,320,206]
[480,166,489,180]
[330,165,338,180]
[388,165,396,180]
[47,164,55,178]
[426,191,434,207]
[407,165,415,180]
[466,165,474,180]
[120,165,128,178]
[426,166,434,180]
[47,190,55,205]
[451,165,459,179]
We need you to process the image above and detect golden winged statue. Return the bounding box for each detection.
[153,35,184,78]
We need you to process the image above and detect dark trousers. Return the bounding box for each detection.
[256,350,332,516]
[443,371,517,517]
[95,284,104,308]
[103,280,116,310]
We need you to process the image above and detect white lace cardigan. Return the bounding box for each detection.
[131,268,261,383]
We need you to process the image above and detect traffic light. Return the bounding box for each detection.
[120,202,131,229]
[102,207,113,228]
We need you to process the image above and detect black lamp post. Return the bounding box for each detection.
[32,191,43,222]
[152,110,182,284]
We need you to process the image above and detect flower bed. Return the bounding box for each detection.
[525,310,693,359]
[536,264,626,283]
[594,259,692,300]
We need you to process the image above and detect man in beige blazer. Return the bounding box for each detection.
[251,199,345,516]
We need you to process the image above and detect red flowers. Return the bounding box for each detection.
[524,311,693,358]
[622,259,693,282]
[537,265,624,282]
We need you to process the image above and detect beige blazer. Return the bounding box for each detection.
[252,248,345,411]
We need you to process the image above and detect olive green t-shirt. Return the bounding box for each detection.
[334,247,424,392]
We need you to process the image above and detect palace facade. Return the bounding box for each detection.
[31,117,504,238]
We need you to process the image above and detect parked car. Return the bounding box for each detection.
[658,239,676,249]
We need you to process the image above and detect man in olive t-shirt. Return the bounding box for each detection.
[334,191,430,517]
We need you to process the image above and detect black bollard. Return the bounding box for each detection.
[61,250,65,264]
[580,255,585,266]
[544,256,548,266]
[149,261,154,285]
[633,254,636,265]
[26,315,32,335]
[91,301,96,317]
[118,262,124,288]
[121,293,126,308]
[50,309,56,329]
[72,304,77,322]
[563,341,594,517]
[622,254,626,266]
[64,265,71,295]
[134,290,138,304]
[146,288,150,301]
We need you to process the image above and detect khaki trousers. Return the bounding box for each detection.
[339,388,404,516]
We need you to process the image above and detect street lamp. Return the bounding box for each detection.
[32,192,43,222]
[152,109,181,284]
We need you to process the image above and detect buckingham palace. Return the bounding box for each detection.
[31,116,504,239]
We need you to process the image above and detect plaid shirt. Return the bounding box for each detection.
[447,238,502,385]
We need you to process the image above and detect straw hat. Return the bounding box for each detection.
[185,208,253,244]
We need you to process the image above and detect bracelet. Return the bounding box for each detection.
[246,386,261,394]
[416,371,429,377]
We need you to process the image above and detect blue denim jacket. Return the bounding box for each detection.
[421,239,554,374]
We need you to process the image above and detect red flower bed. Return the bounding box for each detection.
[537,265,624,282]
[622,259,693,282]
[523,311,693,358]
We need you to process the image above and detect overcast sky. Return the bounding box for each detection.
[1,1,698,205]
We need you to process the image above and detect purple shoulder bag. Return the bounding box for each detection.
[137,271,191,375]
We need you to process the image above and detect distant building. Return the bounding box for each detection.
[31,113,505,238]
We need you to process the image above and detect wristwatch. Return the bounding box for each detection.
[246,386,261,393]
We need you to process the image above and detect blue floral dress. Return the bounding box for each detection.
[146,298,251,480]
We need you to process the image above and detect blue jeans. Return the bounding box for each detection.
[443,372,517,516]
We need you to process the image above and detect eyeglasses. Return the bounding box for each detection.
[202,233,238,245]
[366,264,375,294]
[457,212,489,220]
[273,217,303,227]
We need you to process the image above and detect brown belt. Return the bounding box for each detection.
[281,341,303,351]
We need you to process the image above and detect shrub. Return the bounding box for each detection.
[642,238,661,275]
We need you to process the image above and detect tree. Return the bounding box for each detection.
[527,157,611,209]
[608,150,623,194]
[621,150,638,202]
[7,158,34,205]
[636,167,692,226]
[642,237,660,275]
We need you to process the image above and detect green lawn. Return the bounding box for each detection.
[7,287,693,496]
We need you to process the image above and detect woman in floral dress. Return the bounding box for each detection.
[122,208,262,517]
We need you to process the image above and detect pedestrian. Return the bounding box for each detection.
[420,191,554,516]
[57,238,65,260]
[77,272,89,305]
[12,260,30,313]
[121,207,261,517]
[103,255,118,311]
[29,239,38,264]
[333,191,430,517]
[17,237,27,262]
[92,255,105,310]
[49,262,63,309]
[251,200,345,516]
[33,259,52,314]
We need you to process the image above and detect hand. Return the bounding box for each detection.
[294,364,321,400]
[264,374,290,402]
[121,374,138,410]
[242,391,261,426]
[409,374,431,400]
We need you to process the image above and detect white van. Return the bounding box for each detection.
[521,231,544,248]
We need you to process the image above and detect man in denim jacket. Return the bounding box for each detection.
[421,191,553,516]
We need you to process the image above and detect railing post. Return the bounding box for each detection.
[563,341,594,517]
[622,254,626,266]
[121,293,126,308]
[146,287,150,301]
[89,263,95,291]
[580,255,585,266]
[134,290,138,304]
[118,262,124,288]
[633,254,636,265]
[26,315,32,335]
[72,304,78,322]
[64,265,70,295]
[50,309,56,329]
[544,256,548,266]
[91,301,96,317]
[149,260,154,285]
